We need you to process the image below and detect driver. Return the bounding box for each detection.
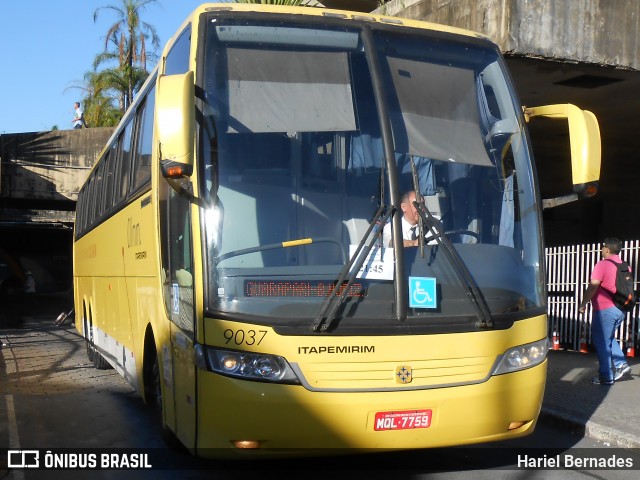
[382,190,440,247]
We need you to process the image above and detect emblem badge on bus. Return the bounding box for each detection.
[395,366,412,384]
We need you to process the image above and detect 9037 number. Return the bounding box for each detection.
[223,328,267,346]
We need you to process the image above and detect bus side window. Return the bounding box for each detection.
[165,25,191,75]
[132,86,156,192]
[77,183,88,235]
[117,118,134,202]
[102,143,118,214]
[84,177,93,229]
[93,161,105,220]
[160,183,194,335]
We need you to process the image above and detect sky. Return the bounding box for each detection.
[0,1,216,134]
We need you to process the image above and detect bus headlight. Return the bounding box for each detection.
[196,345,300,384]
[492,338,549,375]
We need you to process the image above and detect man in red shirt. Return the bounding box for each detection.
[578,238,632,385]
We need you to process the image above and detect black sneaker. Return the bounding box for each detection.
[591,376,614,385]
[614,364,631,381]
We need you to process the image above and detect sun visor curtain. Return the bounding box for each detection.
[386,56,492,167]
[224,48,356,134]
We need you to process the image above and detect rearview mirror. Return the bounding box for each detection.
[157,71,195,178]
[525,103,601,201]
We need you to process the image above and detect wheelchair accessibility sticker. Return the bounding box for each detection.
[409,277,437,309]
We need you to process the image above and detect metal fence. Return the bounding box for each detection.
[546,240,640,354]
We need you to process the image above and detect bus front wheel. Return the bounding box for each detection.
[145,352,163,419]
[145,349,183,449]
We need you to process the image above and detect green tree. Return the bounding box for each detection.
[66,69,125,128]
[93,0,160,112]
[82,70,125,127]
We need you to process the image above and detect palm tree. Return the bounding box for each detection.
[94,0,160,111]
[82,70,126,127]
[64,71,122,128]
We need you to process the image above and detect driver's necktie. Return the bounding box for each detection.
[410,225,418,240]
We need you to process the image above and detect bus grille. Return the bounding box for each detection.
[294,354,495,391]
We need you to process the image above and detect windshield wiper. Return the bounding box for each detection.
[406,154,492,329]
[311,204,393,332]
[413,202,494,329]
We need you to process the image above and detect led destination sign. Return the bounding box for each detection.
[245,280,366,297]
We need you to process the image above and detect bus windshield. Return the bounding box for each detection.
[200,16,544,331]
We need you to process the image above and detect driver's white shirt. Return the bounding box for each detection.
[382,215,439,247]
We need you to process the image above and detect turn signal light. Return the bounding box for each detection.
[166,165,185,178]
[233,440,261,449]
[508,421,526,430]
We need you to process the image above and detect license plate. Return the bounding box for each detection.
[374,409,432,431]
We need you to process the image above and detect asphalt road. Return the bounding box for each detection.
[2,307,640,479]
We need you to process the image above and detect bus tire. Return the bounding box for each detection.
[87,322,110,370]
[84,320,94,362]
[93,349,111,370]
[145,349,183,450]
[145,351,163,418]
[86,338,94,362]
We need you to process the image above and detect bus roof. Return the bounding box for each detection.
[175,3,493,45]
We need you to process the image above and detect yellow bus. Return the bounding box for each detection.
[74,4,601,456]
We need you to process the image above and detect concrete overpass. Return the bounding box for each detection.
[0,128,113,293]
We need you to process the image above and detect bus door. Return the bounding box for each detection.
[160,182,197,448]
